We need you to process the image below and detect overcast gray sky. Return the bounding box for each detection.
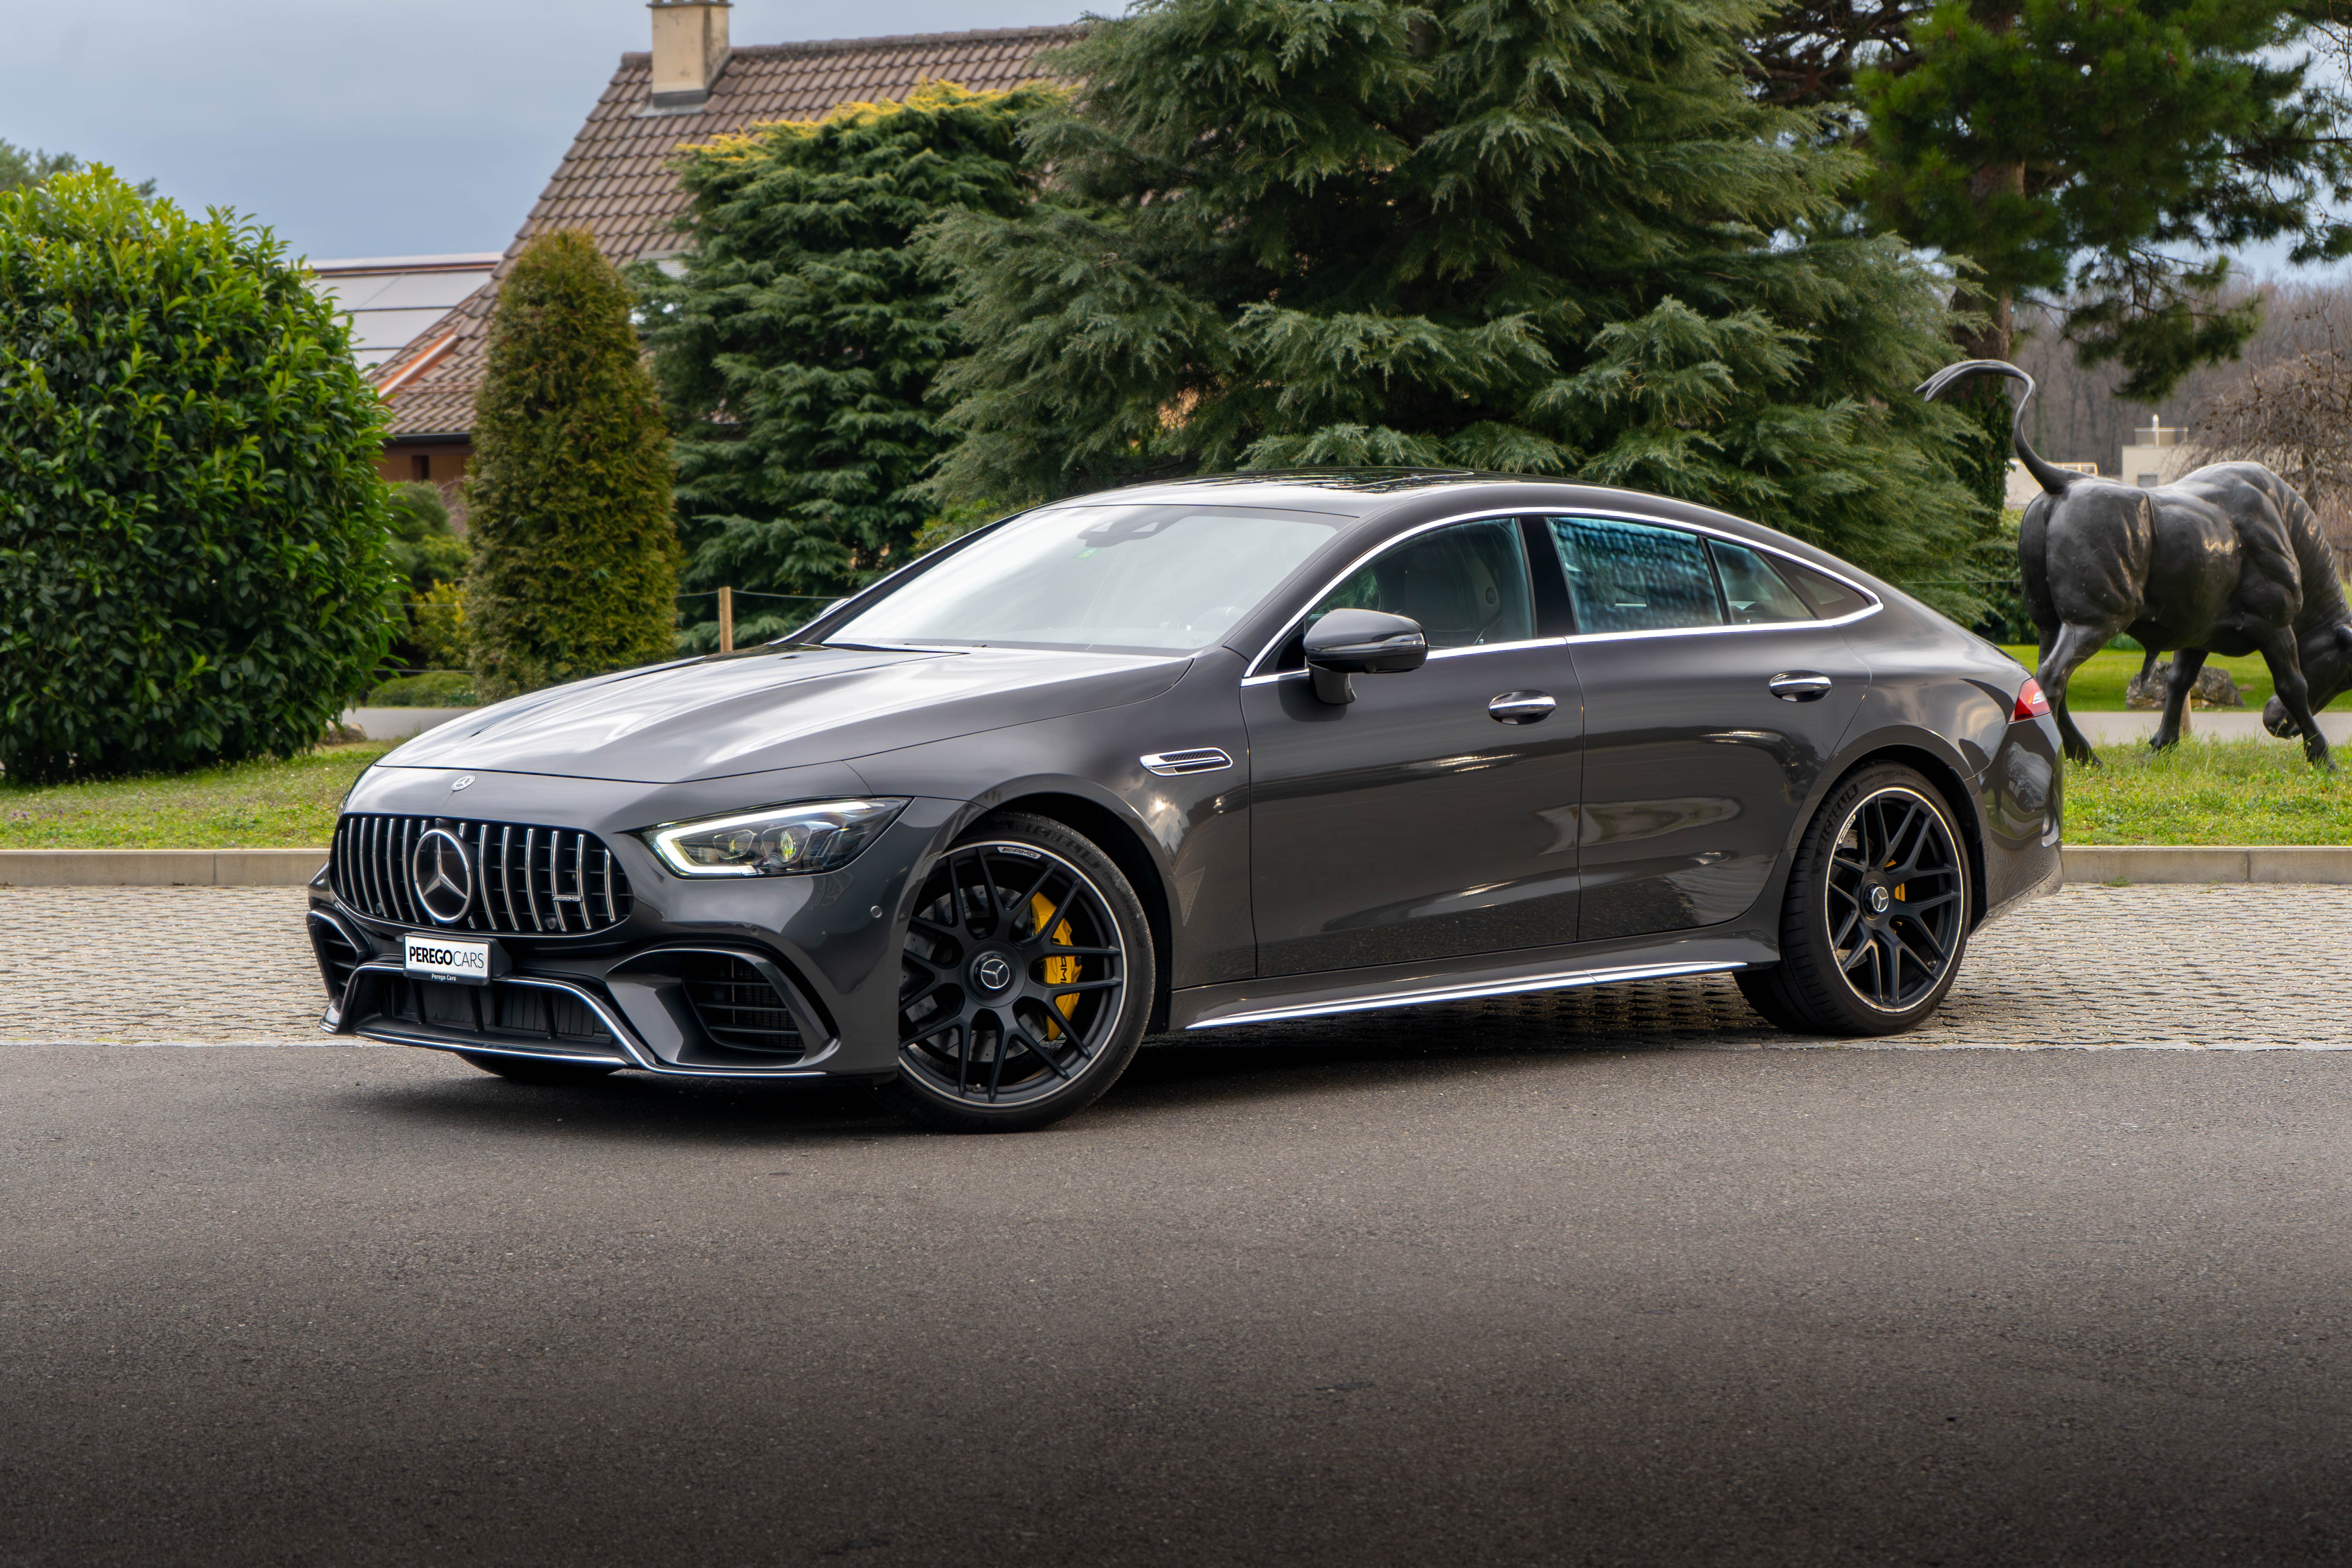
[2,0,1081,262]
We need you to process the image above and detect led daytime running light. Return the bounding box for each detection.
[647,798,908,878]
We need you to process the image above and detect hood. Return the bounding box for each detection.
[378,644,1191,785]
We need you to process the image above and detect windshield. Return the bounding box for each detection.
[829,505,1347,654]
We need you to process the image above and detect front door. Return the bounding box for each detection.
[1244,517,1585,977]
[1546,515,1872,942]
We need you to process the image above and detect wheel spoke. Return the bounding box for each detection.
[1046,977,1123,995]
[1041,943,1121,958]
[1014,1025,1074,1080]
[1892,918,1946,965]
[1830,906,1862,949]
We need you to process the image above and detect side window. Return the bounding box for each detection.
[1778,559,1870,619]
[1548,517,1720,633]
[1708,540,1814,625]
[1294,517,1536,660]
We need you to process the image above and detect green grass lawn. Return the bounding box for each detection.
[1,730,2342,851]
[0,743,393,849]
[1996,645,2277,711]
[2063,738,2352,845]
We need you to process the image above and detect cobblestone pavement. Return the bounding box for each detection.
[4,881,2346,1050]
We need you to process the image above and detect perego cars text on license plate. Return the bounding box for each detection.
[405,933,493,986]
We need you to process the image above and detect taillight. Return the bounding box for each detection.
[2013,677,2051,720]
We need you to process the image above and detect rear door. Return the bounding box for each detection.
[1548,516,1873,942]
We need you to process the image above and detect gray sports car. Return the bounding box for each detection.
[310,472,2063,1130]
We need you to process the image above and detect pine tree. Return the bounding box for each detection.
[1848,0,2352,398]
[925,0,1989,609]
[466,230,680,699]
[636,83,1050,624]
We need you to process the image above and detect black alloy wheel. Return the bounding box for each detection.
[1737,763,1972,1035]
[457,1052,620,1087]
[878,813,1153,1133]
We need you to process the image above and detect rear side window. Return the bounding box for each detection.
[1778,559,1870,619]
[1297,517,1536,656]
[1708,540,1814,625]
[1547,517,1718,633]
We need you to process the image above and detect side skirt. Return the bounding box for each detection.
[1170,932,1777,1032]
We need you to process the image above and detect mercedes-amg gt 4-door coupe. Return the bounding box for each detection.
[310,472,2063,1130]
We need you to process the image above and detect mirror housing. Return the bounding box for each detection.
[1303,609,1429,704]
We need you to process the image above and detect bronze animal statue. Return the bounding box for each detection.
[1920,359,2352,769]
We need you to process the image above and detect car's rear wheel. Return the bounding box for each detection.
[875,813,1153,1133]
[457,1052,620,1087]
[1737,763,1971,1036]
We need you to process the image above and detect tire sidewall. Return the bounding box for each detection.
[1779,763,1972,1035]
[880,812,1156,1133]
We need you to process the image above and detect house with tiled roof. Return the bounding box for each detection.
[370,1,1079,504]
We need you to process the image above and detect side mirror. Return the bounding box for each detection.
[1303,609,1428,704]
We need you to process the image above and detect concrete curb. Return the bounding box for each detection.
[2059,845,2352,884]
[0,849,326,887]
[4,844,2350,887]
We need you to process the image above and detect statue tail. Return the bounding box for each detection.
[1916,358,2082,497]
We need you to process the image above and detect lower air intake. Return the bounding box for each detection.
[680,955,804,1055]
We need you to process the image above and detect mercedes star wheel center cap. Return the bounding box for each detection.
[1868,885,1892,915]
[412,828,476,925]
[970,953,1015,993]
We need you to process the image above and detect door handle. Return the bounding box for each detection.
[1769,672,1833,702]
[1488,691,1556,724]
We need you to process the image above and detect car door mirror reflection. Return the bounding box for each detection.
[1303,609,1429,704]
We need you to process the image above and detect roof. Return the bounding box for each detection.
[374,25,1081,440]
[307,254,502,370]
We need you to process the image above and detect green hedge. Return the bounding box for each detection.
[0,169,393,780]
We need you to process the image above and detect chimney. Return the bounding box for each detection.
[649,0,731,111]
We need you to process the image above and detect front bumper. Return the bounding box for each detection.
[310,774,964,1080]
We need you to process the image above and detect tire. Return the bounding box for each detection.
[873,812,1155,1133]
[457,1052,621,1087]
[1736,763,1972,1036]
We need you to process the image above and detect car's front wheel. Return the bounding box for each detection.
[1737,763,1972,1035]
[875,813,1154,1133]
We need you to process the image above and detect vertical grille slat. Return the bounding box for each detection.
[327,814,635,936]
[497,824,517,932]
[521,828,544,932]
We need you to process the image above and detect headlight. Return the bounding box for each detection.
[645,798,908,877]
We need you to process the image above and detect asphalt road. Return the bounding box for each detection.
[7,1042,2352,1567]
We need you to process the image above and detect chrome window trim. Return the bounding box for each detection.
[1187,958,1745,1029]
[1241,505,1882,680]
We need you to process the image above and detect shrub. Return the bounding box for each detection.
[466,230,679,700]
[0,169,394,781]
[383,479,468,671]
[365,670,478,708]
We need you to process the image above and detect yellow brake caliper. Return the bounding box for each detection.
[1031,892,1080,1039]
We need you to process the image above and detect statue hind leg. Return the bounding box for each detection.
[2151,648,2202,752]
[2252,625,2335,770]
[2038,621,2120,766]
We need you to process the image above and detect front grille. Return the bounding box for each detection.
[681,955,803,1054]
[330,814,635,935]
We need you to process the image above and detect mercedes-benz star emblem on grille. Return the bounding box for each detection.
[411,828,476,925]
[450,775,474,792]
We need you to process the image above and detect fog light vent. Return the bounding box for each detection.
[680,955,803,1055]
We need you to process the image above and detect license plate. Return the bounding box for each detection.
[405,933,495,986]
